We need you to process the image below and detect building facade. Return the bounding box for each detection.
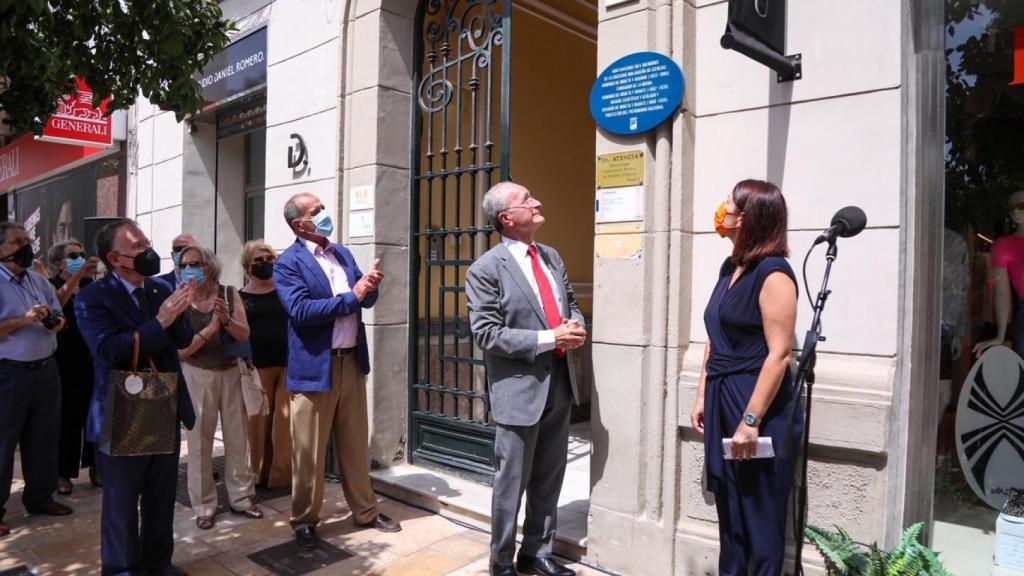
[115,0,1020,574]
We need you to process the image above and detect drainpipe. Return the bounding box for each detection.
[643,0,674,528]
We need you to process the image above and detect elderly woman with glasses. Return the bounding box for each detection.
[176,245,261,529]
[47,239,102,494]
[239,240,292,488]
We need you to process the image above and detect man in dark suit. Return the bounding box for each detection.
[156,234,197,289]
[76,219,197,576]
[275,192,400,552]
[466,182,587,576]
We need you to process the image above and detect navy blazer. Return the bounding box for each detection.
[275,238,377,392]
[157,270,177,289]
[75,273,196,446]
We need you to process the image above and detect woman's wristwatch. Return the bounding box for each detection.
[743,412,762,427]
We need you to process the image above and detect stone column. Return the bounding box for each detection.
[342,0,417,469]
[587,2,691,574]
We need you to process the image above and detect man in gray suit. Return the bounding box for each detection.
[467,182,587,576]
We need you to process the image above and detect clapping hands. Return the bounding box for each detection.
[157,282,195,328]
[354,259,384,301]
[554,318,587,350]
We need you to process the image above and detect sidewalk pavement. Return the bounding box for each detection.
[0,443,604,576]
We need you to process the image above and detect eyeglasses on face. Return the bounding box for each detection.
[65,251,86,260]
[179,260,206,269]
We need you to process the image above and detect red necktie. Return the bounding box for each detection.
[528,245,565,358]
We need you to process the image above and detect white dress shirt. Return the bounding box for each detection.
[303,239,359,349]
[501,236,561,354]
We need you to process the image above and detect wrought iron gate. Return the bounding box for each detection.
[408,0,510,481]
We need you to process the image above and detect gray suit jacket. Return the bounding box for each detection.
[466,241,584,427]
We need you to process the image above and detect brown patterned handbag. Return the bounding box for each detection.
[98,331,179,456]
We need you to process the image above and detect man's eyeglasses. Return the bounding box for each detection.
[251,256,276,264]
[172,245,189,253]
[65,251,86,260]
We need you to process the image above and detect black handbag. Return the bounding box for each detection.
[98,331,179,456]
[220,285,252,359]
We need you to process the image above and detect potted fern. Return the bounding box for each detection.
[804,523,954,576]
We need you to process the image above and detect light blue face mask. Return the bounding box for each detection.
[172,251,183,269]
[65,256,86,274]
[311,210,334,237]
[180,265,206,286]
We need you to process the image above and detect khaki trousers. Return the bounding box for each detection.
[290,353,377,529]
[249,366,292,487]
[181,362,255,517]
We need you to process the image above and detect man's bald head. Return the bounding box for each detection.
[284,193,318,232]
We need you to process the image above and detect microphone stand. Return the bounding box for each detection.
[792,238,839,576]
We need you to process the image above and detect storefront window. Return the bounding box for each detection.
[244,130,265,242]
[936,2,1024,573]
[14,164,98,261]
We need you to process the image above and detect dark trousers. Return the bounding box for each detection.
[490,359,572,565]
[0,359,61,519]
[96,442,180,575]
[714,453,796,576]
[57,363,95,478]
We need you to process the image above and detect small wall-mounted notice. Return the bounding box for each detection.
[595,186,643,224]
[596,151,644,189]
[350,185,375,211]
[349,210,374,238]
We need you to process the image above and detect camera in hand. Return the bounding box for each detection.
[41,310,62,329]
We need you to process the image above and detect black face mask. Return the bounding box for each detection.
[251,261,274,280]
[119,248,162,277]
[0,244,35,270]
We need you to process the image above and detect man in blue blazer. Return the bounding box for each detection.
[156,233,197,289]
[76,219,196,576]
[275,192,400,551]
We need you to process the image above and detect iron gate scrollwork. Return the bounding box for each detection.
[408,0,510,480]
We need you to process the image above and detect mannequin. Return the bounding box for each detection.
[974,190,1024,359]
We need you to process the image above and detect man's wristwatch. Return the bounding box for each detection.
[743,413,762,427]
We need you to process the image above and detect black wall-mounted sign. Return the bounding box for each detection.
[196,27,268,106]
[287,133,308,171]
[721,0,801,82]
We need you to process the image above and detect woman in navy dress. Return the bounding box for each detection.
[691,179,802,575]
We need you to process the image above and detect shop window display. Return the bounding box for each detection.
[936,1,1024,573]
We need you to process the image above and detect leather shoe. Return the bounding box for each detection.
[356,512,402,533]
[490,561,518,576]
[27,501,73,516]
[0,519,9,537]
[516,554,575,576]
[294,526,319,551]
[229,505,264,519]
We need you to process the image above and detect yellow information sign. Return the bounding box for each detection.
[596,151,644,189]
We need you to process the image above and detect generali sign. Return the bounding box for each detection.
[38,78,113,148]
[0,134,105,190]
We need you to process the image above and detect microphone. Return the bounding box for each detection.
[813,206,867,246]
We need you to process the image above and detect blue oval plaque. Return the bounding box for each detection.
[589,52,685,135]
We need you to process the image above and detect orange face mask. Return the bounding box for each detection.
[714,203,738,237]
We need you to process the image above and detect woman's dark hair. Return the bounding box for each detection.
[731,179,789,268]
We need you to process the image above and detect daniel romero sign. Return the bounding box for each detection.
[196,27,268,106]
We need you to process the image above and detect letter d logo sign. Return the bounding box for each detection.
[1012,26,1024,86]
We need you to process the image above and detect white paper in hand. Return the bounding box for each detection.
[722,437,775,460]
